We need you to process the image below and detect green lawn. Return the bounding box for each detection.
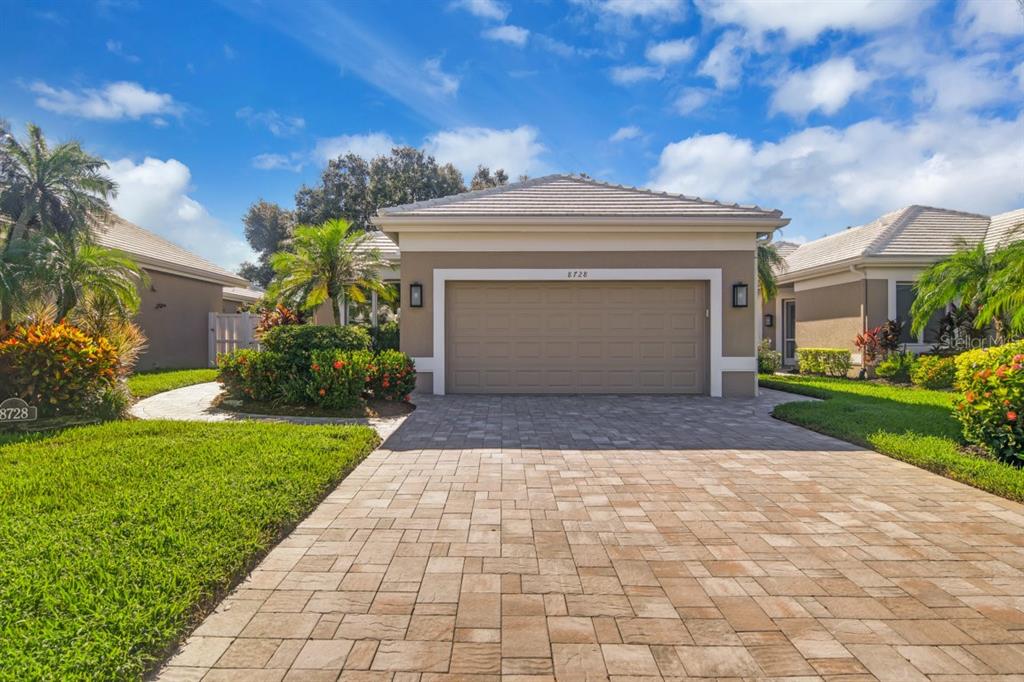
[0,420,379,679]
[126,368,219,399]
[762,374,1024,503]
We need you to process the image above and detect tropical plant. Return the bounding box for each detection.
[255,303,305,334]
[39,234,146,320]
[911,240,1000,339]
[977,238,1024,336]
[0,123,116,249]
[855,319,903,365]
[954,340,1024,466]
[268,219,394,325]
[756,338,781,374]
[757,241,785,303]
[70,293,148,373]
[875,351,915,383]
[911,355,957,390]
[0,236,48,329]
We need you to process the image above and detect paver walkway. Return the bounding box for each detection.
[161,392,1024,681]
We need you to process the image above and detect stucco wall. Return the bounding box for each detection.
[865,278,889,330]
[794,280,864,371]
[400,250,757,395]
[135,270,223,370]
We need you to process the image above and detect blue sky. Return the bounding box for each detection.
[2,0,1022,270]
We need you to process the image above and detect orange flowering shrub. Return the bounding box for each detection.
[308,350,373,409]
[365,350,416,402]
[954,340,1024,466]
[0,321,120,416]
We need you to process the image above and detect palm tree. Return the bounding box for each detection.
[757,241,786,303]
[268,219,394,326]
[40,235,146,320]
[0,236,48,330]
[1,123,117,250]
[910,239,1000,338]
[978,238,1024,336]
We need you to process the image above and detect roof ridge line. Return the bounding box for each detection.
[866,205,919,256]
[377,174,570,215]
[565,174,781,215]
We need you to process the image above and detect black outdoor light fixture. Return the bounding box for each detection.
[409,282,424,308]
[732,283,749,308]
[764,313,774,327]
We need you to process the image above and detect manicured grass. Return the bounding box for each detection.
[126,368,219,398]
[0,420,379,679]
[762,374,1024,502]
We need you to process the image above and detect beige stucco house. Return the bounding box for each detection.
[765,205,1024,369]
[222,286,264,313]
[93,215,250,369]
[375,174,788,397]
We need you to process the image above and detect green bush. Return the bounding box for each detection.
[797,348,851,377]
[367,350,416,401]
[308,350,374,409]
[911,355,957,389]
[756,338,782,374]
[369,320,400,351]
[876,352,915,383]
[217,349,283,402]
[0,321,120,417]
[954,341,1024,466]
[261,324,371,369]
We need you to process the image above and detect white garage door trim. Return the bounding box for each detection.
[414,268,739,396]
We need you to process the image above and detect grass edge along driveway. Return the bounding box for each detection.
[0,420,379,679]
[126,368,219,399]
[762,374,1024,503]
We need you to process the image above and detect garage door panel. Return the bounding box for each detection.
[446,281,707,394]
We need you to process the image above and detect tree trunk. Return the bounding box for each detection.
[6,204,34,251]
[331,295,342,326]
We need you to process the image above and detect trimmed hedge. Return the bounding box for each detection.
[876,352,915,383]
[261,324,371,368]
[911,355,957,389]
[954,340,1024,466]
[757,339,781,374]
[797,348,851,377]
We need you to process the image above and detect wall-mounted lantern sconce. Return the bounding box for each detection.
[764,313,774,327]
[409,282,423,308]
[732,283,749,308]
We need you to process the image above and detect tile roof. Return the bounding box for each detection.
[772,240,801,258]
[362,229,400,260]
[93,214,246,286]
[782,205,999,276]
[984,208,1024,251]
[222,286,264,302]
[377,174,785,220]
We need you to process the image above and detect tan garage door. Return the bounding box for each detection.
[445,281,707,394]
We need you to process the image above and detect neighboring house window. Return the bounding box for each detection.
[896,282,943,344]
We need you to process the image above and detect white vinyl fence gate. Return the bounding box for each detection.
[208,312,260,366]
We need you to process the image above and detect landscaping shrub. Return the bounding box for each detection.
[0,321,119,417]
[954,340,1024,466]
[308,349,373,409]
[255,303,304,334]
[911,354,957,389]
[370,320,400,351]
[876,352,915,383]
[797,348,851,377]
[757,338,781,374]
[855,319,903,365]
[217,348,283,402]
[366,350,416,401]
[261,324,371,369]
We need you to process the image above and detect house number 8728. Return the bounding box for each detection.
[567,270,588,279]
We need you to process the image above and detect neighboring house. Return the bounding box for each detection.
[375,174,788,397]
[308,229,402,325]
[765,205,1024,369]
[92,215,250,369]
[222,286,264,313]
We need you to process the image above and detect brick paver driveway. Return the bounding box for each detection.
[162,391,1024,681]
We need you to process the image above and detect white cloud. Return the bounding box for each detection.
[674,88,713,114]
[919,55,1018,112]
[696,0,931,43]
[483,25,529,46]
[251,153,304,172]
[771,57,874,117]
[650,112,1024,226]
[598,0,684,21]
[957,0,1023,40]
[314,132,397,163]
[106,157,254,270]
[423,57,460,97]
[105,39,140,63]
[236,107,305,137]
[645,38,696,65]
[610,64,664,85]
[450,0,507,21]
[609,125,642,142]
[424,125,547,178]
[30,80,181,122]
[698,31,746,89]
